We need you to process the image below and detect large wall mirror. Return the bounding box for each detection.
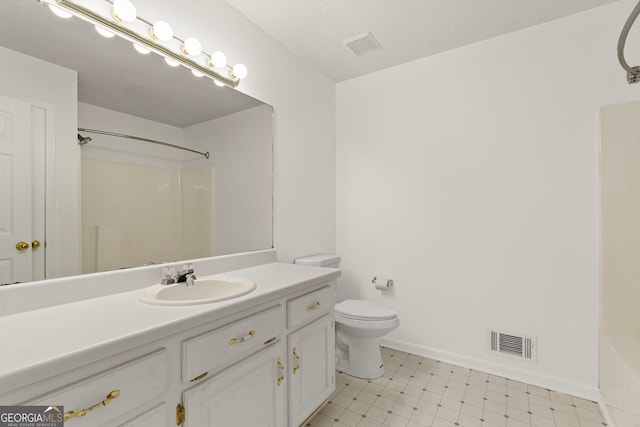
[0,0,273,285]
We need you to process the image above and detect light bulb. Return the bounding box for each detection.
[95,26,115,38]
[112,0,137,22]
[191,70,204,78]
[214,79,226,87]
[133,43,151,54]
[231,63,248,79]
[150,20,173,42]
[164,57,180,67]
[208,51,227,68]
[48,5,73,19]
[182,37,202,56]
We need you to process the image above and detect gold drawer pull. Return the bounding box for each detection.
[277,376,285,386]
[229,330,256,345]
[277,356,285,370]
[292,347,300,360]
[305,302,321,311]
[293,365,300,375]
[64,389,121,422]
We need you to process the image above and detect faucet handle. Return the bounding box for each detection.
[180,263,194,275]
[185,273,197,287]
[161,266,176,285]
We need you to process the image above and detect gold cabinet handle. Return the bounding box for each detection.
[292,347,300,360]
[15,241,29,251]
[64,389,121,422]
[293,365,300,375]
[305,302,321,311]
[277,376,285,386]
[190,371,208,382]
[229,330,256,345]
[277,356,285,370]
[32,240,41,249]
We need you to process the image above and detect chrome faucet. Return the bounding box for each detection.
[161,263,197,286]
[177,264,197,287]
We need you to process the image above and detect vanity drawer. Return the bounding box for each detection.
[182,305,283,382]
[287,286,334,329]
[28,350,168,427]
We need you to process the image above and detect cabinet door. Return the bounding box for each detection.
[288,314,335,426]
[183,342,286,427]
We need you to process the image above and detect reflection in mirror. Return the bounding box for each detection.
[0,0,273,284]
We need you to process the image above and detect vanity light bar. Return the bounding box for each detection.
[42,0,245,88]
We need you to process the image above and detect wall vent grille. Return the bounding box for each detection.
[489,330,537,363]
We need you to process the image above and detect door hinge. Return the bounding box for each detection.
[176,403,185,426]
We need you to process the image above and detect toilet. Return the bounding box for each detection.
[294,254,400,379]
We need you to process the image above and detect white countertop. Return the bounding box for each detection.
[0,262,340,395]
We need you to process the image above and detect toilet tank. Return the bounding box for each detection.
[294,254,341,268]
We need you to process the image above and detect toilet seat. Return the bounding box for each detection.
[335,299,397,321]
[335,312,400,330]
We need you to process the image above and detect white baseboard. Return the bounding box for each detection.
[598,396,616,427]
[380,336,600,401]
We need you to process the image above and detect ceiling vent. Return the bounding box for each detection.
[489,329,537,363]
[343,32,382,56]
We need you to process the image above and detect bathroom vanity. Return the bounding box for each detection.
[0,251,338,426]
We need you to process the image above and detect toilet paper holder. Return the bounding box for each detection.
[372,277,394,288]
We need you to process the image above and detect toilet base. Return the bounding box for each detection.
[335,331,385,379]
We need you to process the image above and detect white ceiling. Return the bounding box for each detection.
[225,0,620,82]
[0,0,622,126]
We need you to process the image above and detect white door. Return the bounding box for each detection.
[0,94,32,285]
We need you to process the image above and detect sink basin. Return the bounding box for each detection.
[138,276,257,306]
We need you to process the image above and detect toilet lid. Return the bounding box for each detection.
[335,299,397,320]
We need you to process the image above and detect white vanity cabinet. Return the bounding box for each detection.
[2,262,340,427]
[181,305,283,383]
[182,342,287,427]
[286,286,336,426]
[179,284,335,427]
[27,350,169,427]
[288,314,334,426]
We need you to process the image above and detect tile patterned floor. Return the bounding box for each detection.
[307,348,606,427]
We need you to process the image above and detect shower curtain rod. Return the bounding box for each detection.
[618,0,640,84]
[77,128,210,159]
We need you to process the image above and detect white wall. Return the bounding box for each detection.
[132,0,336,263]
[79,103,271,269]
[336,0,640,399]
[81,158,184,272]
[79,103,189,272]
[79,102,185,168]
[185,105,273,256]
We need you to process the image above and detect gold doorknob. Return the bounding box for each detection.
[16,242,29,251]
[32,240,41,249]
